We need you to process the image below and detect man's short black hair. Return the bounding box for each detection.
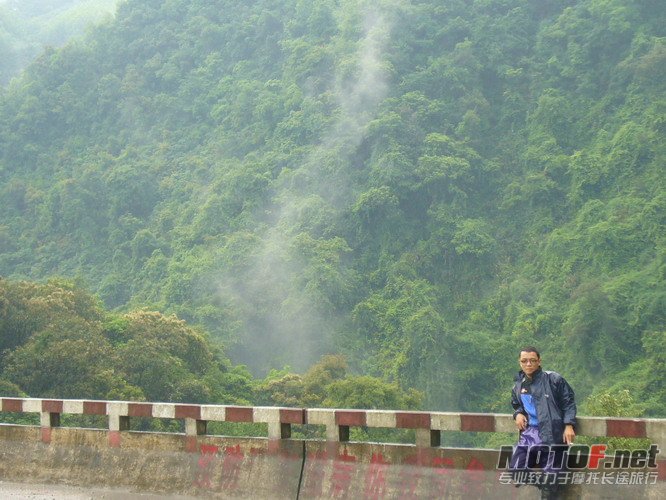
[519,346,540,358]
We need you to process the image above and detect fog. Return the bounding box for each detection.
[0,0,118,85]
[222,2,404,375]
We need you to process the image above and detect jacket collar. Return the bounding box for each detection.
[516,367,543,382]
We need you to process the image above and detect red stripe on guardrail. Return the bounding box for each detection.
[336,411,366,427]
[83,401,107,415]
[109,431,121,448]
[606,419,646,438]
[175,405,201,420]
[396,412,431,429]
[460,414,495,432]
[2,399,23,412]
[42,400,63,413]
[40,427,52,443]
[128,403,153,418]
[280,408,305,425]
[226,407,254,422]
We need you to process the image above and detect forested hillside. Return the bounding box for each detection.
[0,0,664,416]
[0,0,119,85]
[0,277,421,429]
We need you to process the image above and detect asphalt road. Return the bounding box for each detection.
[0,482,197,499]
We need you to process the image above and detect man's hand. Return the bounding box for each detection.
[515,413,527,431]
[563,424,575,444]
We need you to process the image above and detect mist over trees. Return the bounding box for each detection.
[0,0,664,417]
[0,0,118,85]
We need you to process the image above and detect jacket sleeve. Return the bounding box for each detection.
[554,375,577,427]
[511,382,525,420]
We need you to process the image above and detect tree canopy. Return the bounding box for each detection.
[0,0,664,417]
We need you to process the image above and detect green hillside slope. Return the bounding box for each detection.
[0,0,664,414]
[0,0,119,85]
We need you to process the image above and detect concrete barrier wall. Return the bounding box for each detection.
[0,425,530,498]
[1,397,665,498]
[0,425,303,498]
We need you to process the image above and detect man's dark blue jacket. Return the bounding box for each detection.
[511,368,577,445]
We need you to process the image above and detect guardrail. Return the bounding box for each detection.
[2,397,664,452]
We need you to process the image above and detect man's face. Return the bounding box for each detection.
[519,351,541,376]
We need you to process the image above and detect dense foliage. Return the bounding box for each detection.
[0,278,415,414]
[0,0,664,416]
[0,277,250,402]
[0,0,118,85]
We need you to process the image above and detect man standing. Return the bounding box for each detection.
[510,346,577,499]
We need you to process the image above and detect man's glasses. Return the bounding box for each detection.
[520,359,539,365]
